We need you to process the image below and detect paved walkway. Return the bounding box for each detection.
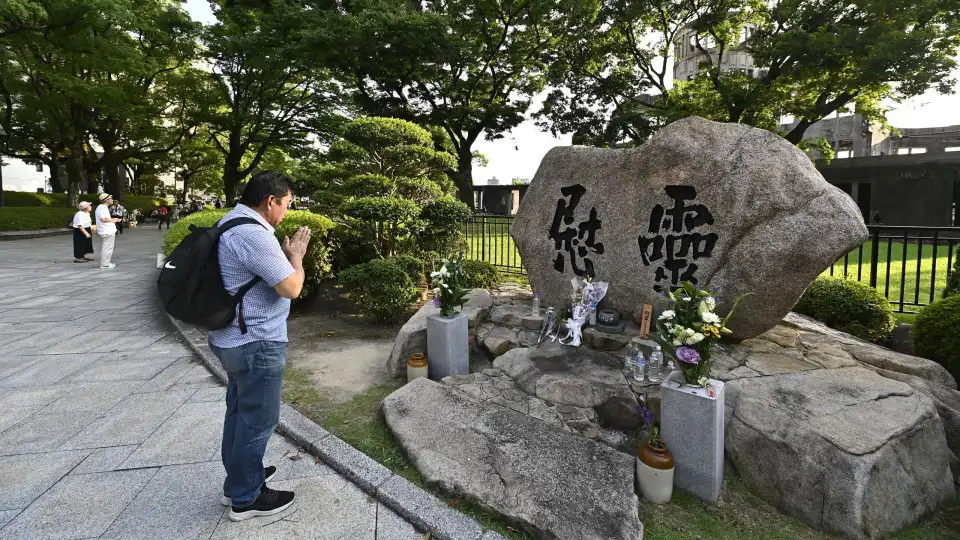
[0,228,420,539]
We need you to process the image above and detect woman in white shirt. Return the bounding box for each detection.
[72,201,94,263]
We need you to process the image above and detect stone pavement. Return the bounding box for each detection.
[0,228,422,539]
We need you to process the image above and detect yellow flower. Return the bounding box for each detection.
[703,326,721,338]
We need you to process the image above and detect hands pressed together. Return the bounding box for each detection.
[282,226,311,260]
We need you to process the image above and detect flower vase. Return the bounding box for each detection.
[660,370,725,504]
[426,312,469,380]
[636,442,675,504]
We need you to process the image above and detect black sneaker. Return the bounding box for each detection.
[228,485,295,522]
[220,466,278,506]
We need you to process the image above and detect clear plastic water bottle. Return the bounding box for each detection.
[647,348,663,384]
[650,345,665,378]
[532,293,541,317]
[633,350,647,382]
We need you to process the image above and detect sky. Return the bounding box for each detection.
[183,0,960,185]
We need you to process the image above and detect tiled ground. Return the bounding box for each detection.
[0,228,420,539]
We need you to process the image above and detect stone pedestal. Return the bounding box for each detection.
[427,312,469,380]
[660,371,725,504]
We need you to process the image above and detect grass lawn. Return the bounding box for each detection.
[824,240,958,313]
[282,358,960,540]
[463,219,958,314]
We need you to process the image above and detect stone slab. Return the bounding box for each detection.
[312,433,393,494]
[0,356,42,381]
[188,386,226,402]
[0,410,98,456]
[725,367,956,539]
[0,405,40,434]
[661,372,724,504]
[120,400,224,468]
[36,330,127,355]
[72,445,139,475]
[100,461,226,540]
[39,381,143,415]
[376,503,424,540]
[1,468,157,540]
[134,357,197,393]
[0,450,90,511]
[210,476,377,540]
[277,403,332,453]
[61,389,196,450]
[0,386,72,409]
[376,474,485,540]
[262,436,337,483]
[0,355,98,388]
[382,378,642,540]
[172,364,222,389]
[66,355,178,383]
[0,509,20,529]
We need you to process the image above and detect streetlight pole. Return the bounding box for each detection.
[0,125,6,207]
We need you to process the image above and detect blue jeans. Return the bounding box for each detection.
[209,340,286,507]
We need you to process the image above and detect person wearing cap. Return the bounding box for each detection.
[71,202,95,263]
[95,193,121,269]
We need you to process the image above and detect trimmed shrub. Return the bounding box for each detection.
[795,277,896,342]
[461,259,502,289]
[390,254,426,288]
[1,191,166,215]
[163,209,335,301]
[418,197,471,254]
[338,258,417,322]
[913,295,960,380]
[0,207,76,231]
[943,257,960,299]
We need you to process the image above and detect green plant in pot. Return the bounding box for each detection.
[653,282,752,387]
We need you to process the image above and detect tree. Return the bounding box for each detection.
[199,0,345,204]
[539,0,960,147]
[330,0,600,208]
[319,117,463,259]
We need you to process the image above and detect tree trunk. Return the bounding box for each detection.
[223,158,242,206]
[49,159,65,193]
[102,151,123,201]
[65,154,85,207]
[450,147,475,210]
[181,171,193,202]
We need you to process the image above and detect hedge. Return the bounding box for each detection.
[338,258,418,322]
[0,207,76,231]
[1,191,167,215]
[163,209,336,301]
[795,276,896,342]
[913,295,960,381]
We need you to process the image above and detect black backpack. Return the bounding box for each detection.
[157,217,265,334]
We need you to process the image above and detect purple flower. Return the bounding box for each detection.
[676,346,701,365]
[637,404,653,426]
[433,297,441,308]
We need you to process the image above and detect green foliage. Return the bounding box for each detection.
[913,295,960,381]
[322,117,462,261]
[331,0,599,205]
[460,259,502,290]
[338,259,417,322]
[795,277,896,342]
[943,258,960,299]
[540,0,960,148]
[163,209,335,301]
[418,197,471,254]
[0,207,75,231]
[390,255,426,288]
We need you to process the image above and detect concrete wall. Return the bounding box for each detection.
[869,173,954,227]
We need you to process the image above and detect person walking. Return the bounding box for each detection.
[157,204,171,230]
[208,171,310,522]
[95,193,120,269]
[71,201,95,263]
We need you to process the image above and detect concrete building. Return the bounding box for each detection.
[673,22,764,82]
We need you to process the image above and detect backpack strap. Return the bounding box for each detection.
[217,216,269,335]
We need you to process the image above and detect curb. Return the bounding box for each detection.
[167,314,506,540]
[0,228,71,241]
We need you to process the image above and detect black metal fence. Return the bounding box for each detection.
[462,216,960,313]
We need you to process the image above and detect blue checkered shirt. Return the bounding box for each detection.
[208,204,295,348]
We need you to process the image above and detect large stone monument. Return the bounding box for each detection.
[511,117,869,338]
